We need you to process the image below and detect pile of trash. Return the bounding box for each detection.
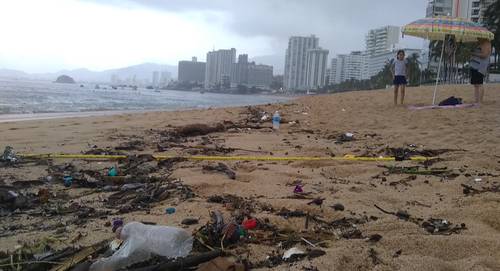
[0,146,20,166]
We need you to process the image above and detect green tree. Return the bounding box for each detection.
[406,53,422,86]
[482,0,500,71]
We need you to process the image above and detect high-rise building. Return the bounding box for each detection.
[205,48,236,89]
[178,57,206,84]
[152,71,159,87]
[305,48,329,89]
[365,26,400,57]
[452,0,495,22]
[231,54,249,85]
[248,64,273,88]
[284,35,319,90]
[426,0,454,17]
[329,58,339,85]
[160,71,170,86]
[331,51,369,84]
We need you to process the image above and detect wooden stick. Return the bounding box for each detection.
[374,204,395,215]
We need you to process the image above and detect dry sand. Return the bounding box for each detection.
[1,84,500,270]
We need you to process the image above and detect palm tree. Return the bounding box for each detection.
[406,53,421,86]
[482,0,500,71]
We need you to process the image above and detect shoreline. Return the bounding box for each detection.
[0,97,295,123]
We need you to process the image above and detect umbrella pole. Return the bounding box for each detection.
[433,39,446,105]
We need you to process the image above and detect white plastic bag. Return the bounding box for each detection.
[90,222,193,271]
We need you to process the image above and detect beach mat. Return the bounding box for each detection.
[408,103,477,110]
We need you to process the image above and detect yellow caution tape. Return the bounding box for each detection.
[19,153,431,162]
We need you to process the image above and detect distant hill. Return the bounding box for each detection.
[0,68,29,79]
[0,63,178,83]
[55,75,76,84]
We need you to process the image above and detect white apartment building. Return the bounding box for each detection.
[152,71,159,87]
[365,26,400,57]
[329,58,338,85]
[284,35,319,90]
[204,48,236,89]
[305,48,329,89]
[331,51,369,84]
[452,0,495,22]
[427,0,494,22]
[426,0,454,17]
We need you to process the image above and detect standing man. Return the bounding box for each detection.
[470,38,492,104]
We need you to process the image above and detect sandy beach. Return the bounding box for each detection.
[1,84,500,270]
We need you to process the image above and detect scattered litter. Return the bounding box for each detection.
[0,146,19,164]
[90,222,193,271]
[282,247,306,260]
[166,207,176,214]
[335,133,355,144]
[63,176,73,187]
[422,218,466,235]
[108,167,118,177]
[293,184,304,193]
[242,218,257,230]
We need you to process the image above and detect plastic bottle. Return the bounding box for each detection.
[272,111,281,130]
[108,167,118,177]
[90,222,193,271]
[63,176,73,187]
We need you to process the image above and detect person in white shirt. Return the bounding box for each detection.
[391,50,409,106]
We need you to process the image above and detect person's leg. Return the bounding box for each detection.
[479,84,485,103]
[394,85,399,105]
[400,85,406,105]
[473,85,481,104]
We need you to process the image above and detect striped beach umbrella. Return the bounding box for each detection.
[402,17,494,105]
[402,16,494,42]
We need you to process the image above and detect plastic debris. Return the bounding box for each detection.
[242,218,257,230]
[63,176,73,187]
[293,185,304,194]
[272,111,281,130]
[108,167,118,177]
[90,222,193,271]
[282,247,305,260]
[0,146,19,164]
[165,207,176,214]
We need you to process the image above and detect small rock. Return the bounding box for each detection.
[331,203,345,211]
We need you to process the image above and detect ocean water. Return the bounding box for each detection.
[0,79,289,115]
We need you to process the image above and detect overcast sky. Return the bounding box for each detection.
[0,0,428,73]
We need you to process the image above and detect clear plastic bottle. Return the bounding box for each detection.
[272,111,281,130]
[90,222,193,271]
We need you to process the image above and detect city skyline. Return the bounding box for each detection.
[0,0,426,73]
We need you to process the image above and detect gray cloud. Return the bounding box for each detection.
[84,0,427,56]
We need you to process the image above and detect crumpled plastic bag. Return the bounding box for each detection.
[90,222,193,271]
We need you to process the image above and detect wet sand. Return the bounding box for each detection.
[1,84,500,270]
